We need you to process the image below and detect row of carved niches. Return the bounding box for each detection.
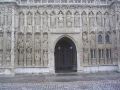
[18,11,111,28]
[0,49,11,67]
[82,48,117,66]
[82,31,113,47]
[0,7,12,26]
[17,0,113,5]
[0,32,11,50]
[19,26,48,33]
[16,32,48,67]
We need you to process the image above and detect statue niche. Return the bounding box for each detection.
[34,33,41,66]
[5,51,11,66]
[43,33,48,67]
[7,32,11,50]
[0,32,3,50]
[83,48,89,65]
[17,33,24,66]
[0,50,3,66]
[90,32,96,46]
[26,33,32,66]
[82,32,88,46]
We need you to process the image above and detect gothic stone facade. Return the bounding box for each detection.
[0,0,120,75]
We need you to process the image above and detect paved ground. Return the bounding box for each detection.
[0,72,120,90]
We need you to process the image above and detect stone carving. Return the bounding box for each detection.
[58,11,64,27]
[83,48,89,65]
[19,12,24,26]
[27,12,32,25]
[0,32,3,49]
[90,32,96,46]
[104,12,109,27]
[43,33,48,67]
[50,11,56,28]
[42,11,48,28]
[82,32,88,46]
[81,11,87,27]
[34,33,41,66]
[66,11,72,27]
[26,33,32,66]
[96,11,102,26]
[74,12,80,27]
[5,51,11,66]
[7,32,11,50]
[89,12,95,27]
[34,11,40,25]
[17,33,24,66]
[0,50,3,66]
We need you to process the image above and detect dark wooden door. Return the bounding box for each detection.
[55,37,77,73]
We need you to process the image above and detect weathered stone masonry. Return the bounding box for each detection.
[0,0,120,75]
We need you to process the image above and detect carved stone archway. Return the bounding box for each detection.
[54,37,77,73]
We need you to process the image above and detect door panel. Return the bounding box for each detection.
[55,37,77,72]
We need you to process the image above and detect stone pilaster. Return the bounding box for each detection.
[11,6,15,75]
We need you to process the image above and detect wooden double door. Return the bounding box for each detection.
[55,37,77,73]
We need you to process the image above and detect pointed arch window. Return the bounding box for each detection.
[27,12,33,25]
[105,34,110,43]
[98,34,103,44]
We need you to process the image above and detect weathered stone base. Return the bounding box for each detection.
[15,68,50,74]
[0,68,14,76]
[83,65,118,73]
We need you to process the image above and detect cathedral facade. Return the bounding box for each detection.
[0,0,120,75]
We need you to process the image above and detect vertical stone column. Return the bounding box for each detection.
[77,33,83,72]
[11,6,15,75]
[118,30,120,72]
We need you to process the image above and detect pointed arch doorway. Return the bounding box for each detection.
[55,37,77,73]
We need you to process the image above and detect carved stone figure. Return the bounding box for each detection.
[83,48,89,64]
[34,33,41,66]
[0,32,3,49]
[43,51,48,67]
[7,32,11,50]
[6,51,11,66]
[90,32,96,46]
[26,33,32,66]
[17,34,24,66]
[0,50,3,66]
[43,33,48,66]
[82,32,88,46]
[89,12,95,27]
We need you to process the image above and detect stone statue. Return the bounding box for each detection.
[43,33,48,52]
[7,33,11,50]
[0,51,3,66]
[6,51,11,66]
[82,32,88,46]
[26,34,32,66]
[17,34,24,66]
[0,32,3,49]
[43,51,48,67]
[43,33,48,66]
[34,34,41,66]
[90,32,96,46]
